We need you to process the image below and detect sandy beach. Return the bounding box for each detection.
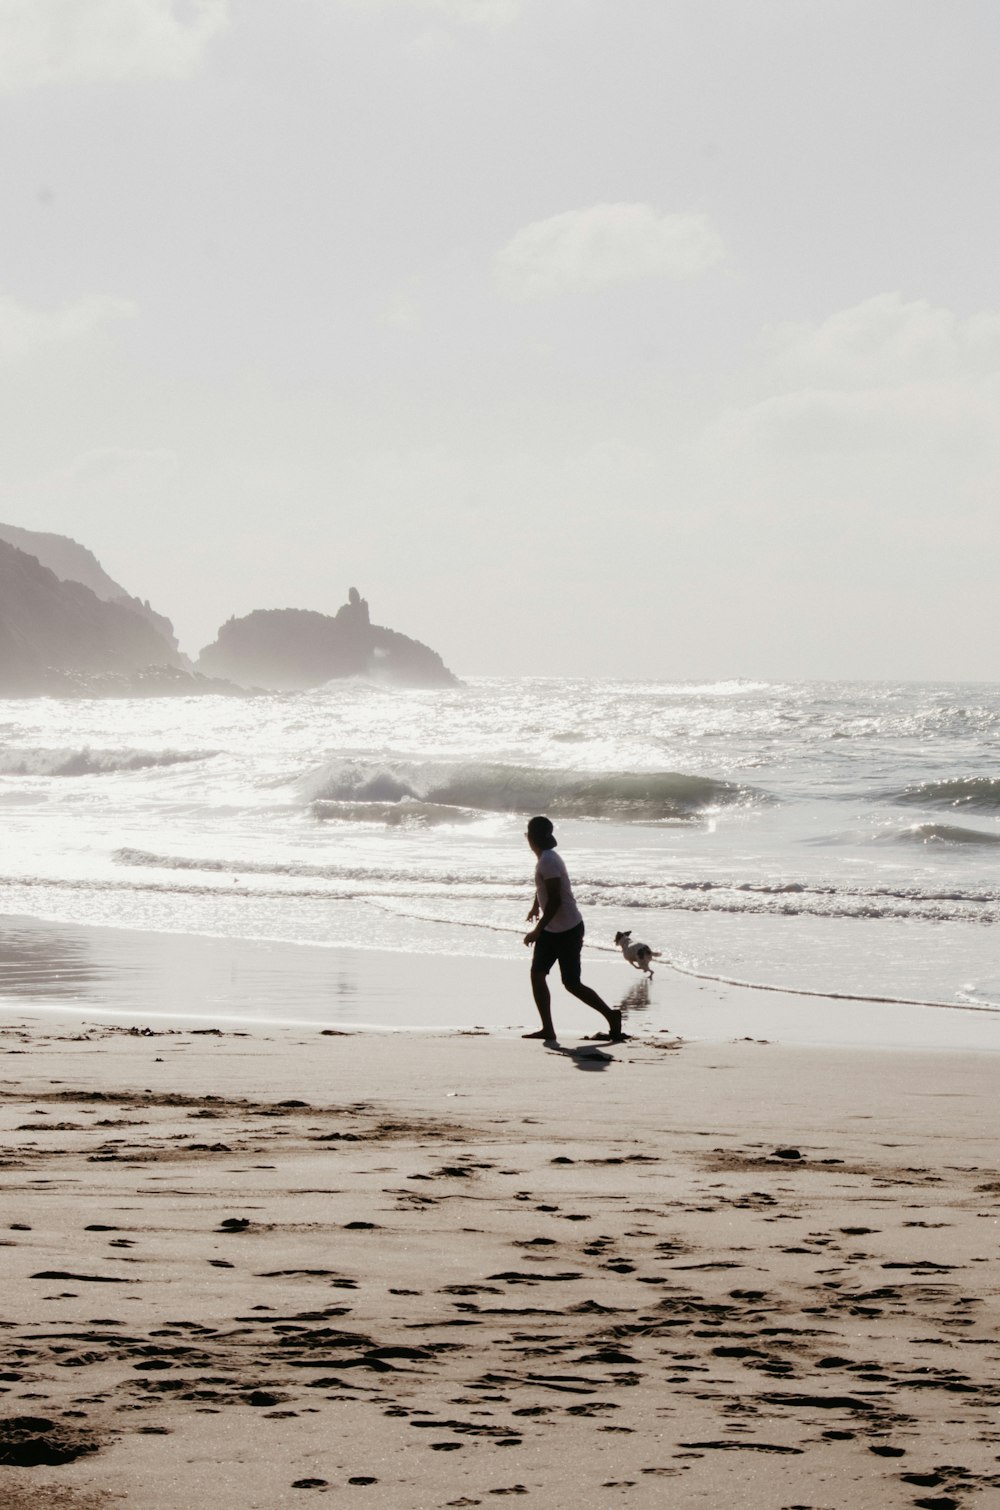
[6,0,1000,1503]
[2,944,999,1509]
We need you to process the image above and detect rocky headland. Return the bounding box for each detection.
[0,526,456,697]
[0,523,180,652]
[0,537,217,698]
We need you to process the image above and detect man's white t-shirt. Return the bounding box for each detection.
[535,847,583,933]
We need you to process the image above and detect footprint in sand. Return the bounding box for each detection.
[0,1416,102,1466]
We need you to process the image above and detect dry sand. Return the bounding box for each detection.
[1,994,999,1509]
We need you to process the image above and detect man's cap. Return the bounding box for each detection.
[527,815,556,847]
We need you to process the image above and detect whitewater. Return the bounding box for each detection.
[1,677,999,1031]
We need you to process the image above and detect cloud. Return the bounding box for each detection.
[342,0,524,28]
[0,291,136,362]
[714,382,999,461]
[404,0,522,23]
[0,0,229,93]
[702,293,1000,471]
[495,203,725,300]
[766,293,1000,389]
[59,446,179,486]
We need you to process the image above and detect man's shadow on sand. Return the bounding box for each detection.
[536,980,649,1070]
[543,1042,615,1071]
[544,1018,641,1069]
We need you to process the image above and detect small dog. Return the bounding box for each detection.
[614,930,660,976]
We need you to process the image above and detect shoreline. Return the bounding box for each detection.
[2,910,1000,1053]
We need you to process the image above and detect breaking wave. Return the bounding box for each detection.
[891,777,1000,813]
[111,848,514,888]
[881,823,1000,847]
[312,801,482,827]
[0,747,216,777]
[304,759,763,822]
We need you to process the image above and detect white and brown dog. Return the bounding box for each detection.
[614,930,660,977]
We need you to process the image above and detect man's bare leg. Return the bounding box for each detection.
[524,969,556,1040]
[564,980,624,1041]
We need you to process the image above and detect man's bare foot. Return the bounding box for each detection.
[522,1029,556,1041]
[606,1009,624,1042]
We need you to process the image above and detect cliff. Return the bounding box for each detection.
[197,589,458,690]
[0,539,235,698]
[0,522,457,697]
[0,522,182,654]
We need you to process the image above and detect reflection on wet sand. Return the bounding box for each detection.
[0,920,105,999]
[0,915,366,1025]
[617,977,653,1014]
[0,915,551,1032]
[0,915,642,1034]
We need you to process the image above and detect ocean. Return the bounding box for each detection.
[1,677,999,1036]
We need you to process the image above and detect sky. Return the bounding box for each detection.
[1,0,998,680]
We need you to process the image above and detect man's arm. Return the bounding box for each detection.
[524,877,563,945]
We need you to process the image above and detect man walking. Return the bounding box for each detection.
[522,815,623,1042]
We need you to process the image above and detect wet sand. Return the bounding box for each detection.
[4,912,1000,1052]
[2,997,1000,1509]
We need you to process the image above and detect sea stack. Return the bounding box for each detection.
[196,590,457,690]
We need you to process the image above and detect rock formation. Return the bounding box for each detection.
[197,590,457,690]
[0,537,235,698]
[0,521,457,697]
[0,522,181,653]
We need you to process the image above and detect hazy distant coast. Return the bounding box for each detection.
[0,525,456,697]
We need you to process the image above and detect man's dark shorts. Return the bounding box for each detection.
[531,921,584,986]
